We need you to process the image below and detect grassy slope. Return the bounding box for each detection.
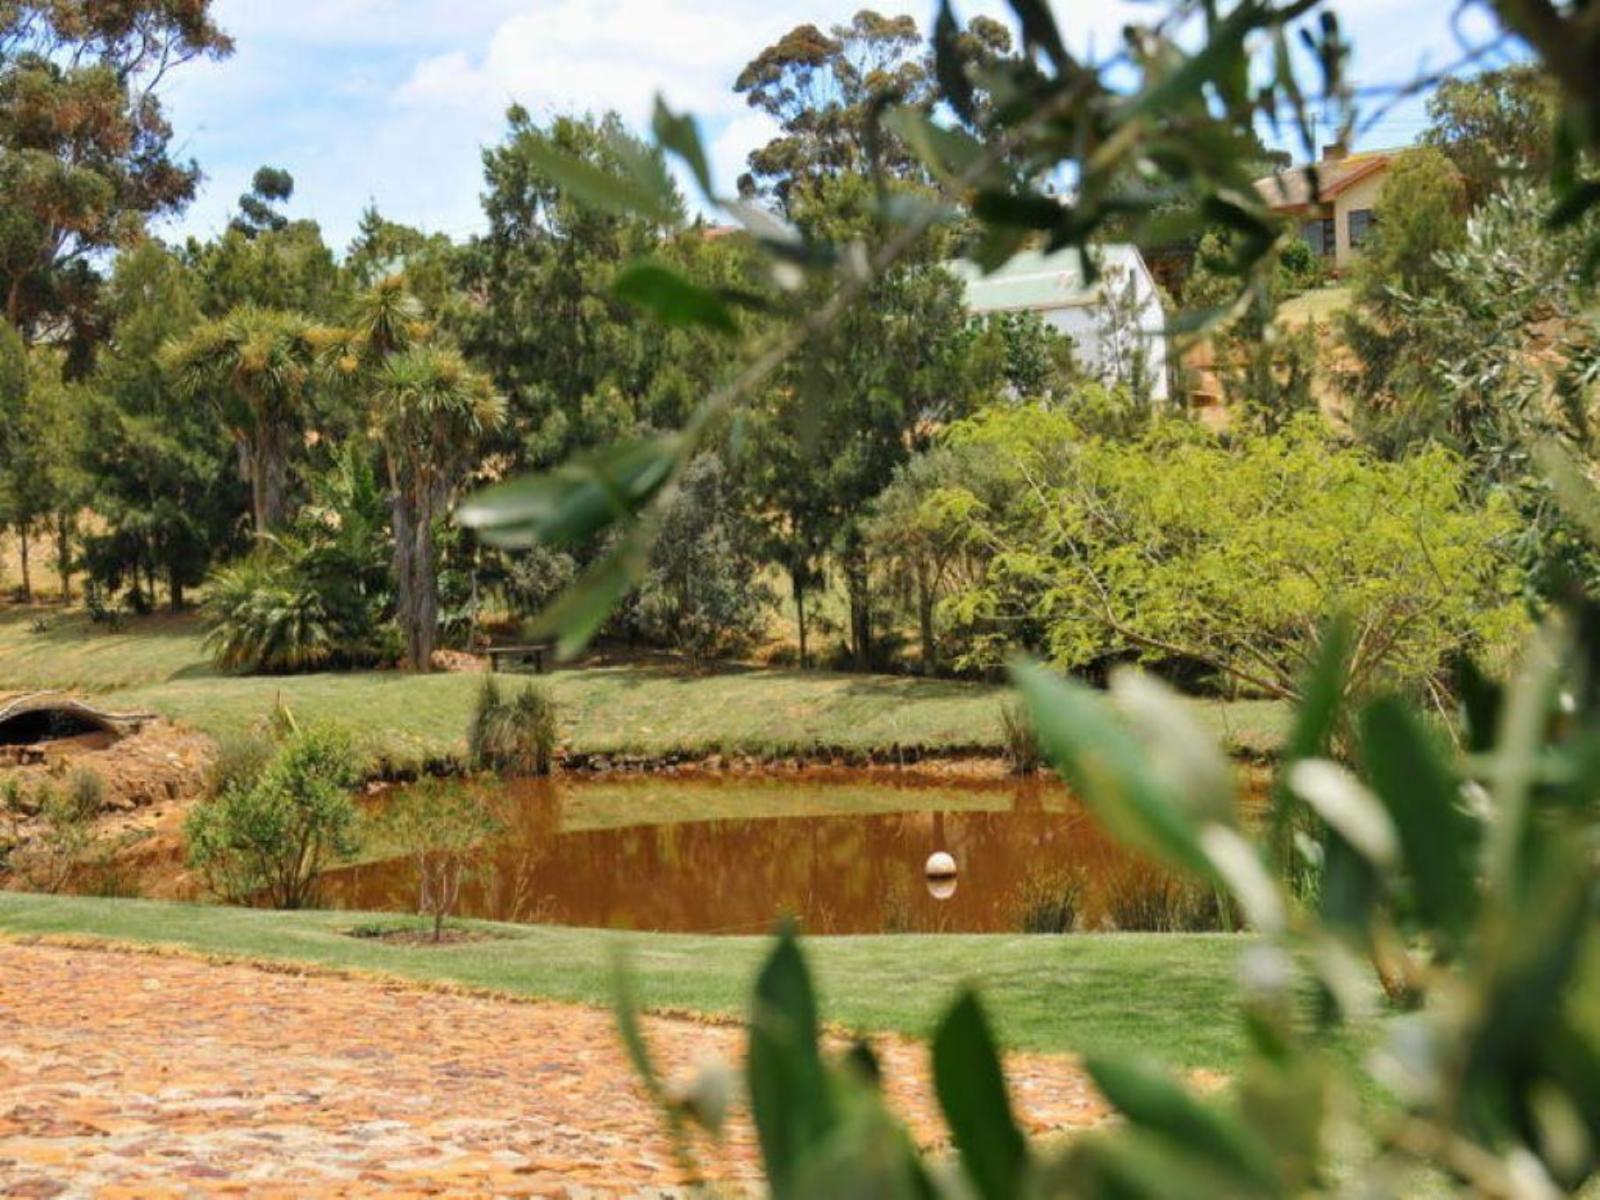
[0,892,1252,1068]
[0,609,1289,769]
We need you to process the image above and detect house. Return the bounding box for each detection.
[950,243,1170,403]
[1254,146,1397,270]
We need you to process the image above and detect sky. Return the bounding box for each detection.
[155,0,1513,254]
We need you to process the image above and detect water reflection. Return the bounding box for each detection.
[323,772,1184,935]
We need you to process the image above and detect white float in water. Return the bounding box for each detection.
[925,851,957,879]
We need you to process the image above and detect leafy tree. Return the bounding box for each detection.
[938,405,1526,701]
[324,276,505,671]
[231,166,295,238]
[0,2,232,358]
[187,218,347,322]
[864,444,998,674]
[381,779,499,942]
[79,241,241,610]
[1349,147,1469,306]
[160,305,319,534]
[1183,233,1320,434]
[734,9,1014,210]
[1422,64,1560,207]
[637,452,771,659]
[0,341,83,599]
[1344,182,1600,596]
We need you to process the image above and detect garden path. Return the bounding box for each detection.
[0,941,1110,1195]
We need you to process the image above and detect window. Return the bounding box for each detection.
[1347,208,1376,249]
[1301,217,1335,258]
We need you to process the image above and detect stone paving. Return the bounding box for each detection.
[0,942,1110,1196]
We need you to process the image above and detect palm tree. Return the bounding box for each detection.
[161,306,317,534]
[369,342,504,671]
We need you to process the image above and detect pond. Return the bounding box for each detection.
[322,771,1245,935]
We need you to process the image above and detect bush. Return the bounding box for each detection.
[4,777,101,894]
[1011,863,1086,933]
[204,554,339,673]
[467,677,559,775]
[186,723,362,908]
[1098,861,1237,932]
[1000,700,1042,775]
[381,779,501,941]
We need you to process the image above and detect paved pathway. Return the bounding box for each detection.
[0,942,1109,1196]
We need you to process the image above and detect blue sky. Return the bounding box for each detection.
[155,0,1512,254]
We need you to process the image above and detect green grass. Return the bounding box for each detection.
[0,892,1255,1068]
[1277,284,1353,326]
[0,608,1291,770]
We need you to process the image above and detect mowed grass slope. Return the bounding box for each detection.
[0,608,1290,768]
[0,892,1254,1068]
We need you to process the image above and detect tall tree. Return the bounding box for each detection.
[161,306,318,535]
[734,9,1014,211]
[80,240,242,610]
[1422,65,1559,208]
[328,276,504,672]
[0,2,232,359]
[231,166,295,239]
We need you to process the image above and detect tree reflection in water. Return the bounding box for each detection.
[325,771,1249,934]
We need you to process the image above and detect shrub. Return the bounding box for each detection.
[1011,863,1086,933]
[7,778,100,894]
[1098,861,1237,932]
[467,677,559,775]
[204,555,338,673]
[203,734,275,800]
[186,723,362,908]
[1000,700,1042,775]
[381,779,501,941]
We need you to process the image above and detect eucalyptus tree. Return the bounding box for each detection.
[161,306,319,535]
[0,2,232,361]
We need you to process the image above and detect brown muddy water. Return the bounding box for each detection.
[322,771,1242,935]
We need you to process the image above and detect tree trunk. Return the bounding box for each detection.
[17,527,31,601]
[169,569,184,613]
[917,564,937,677]
[54,512,72,604]
[844,541,871,672]
[390,474,439,674]
[248,423,290,534]
[792,570,808,669]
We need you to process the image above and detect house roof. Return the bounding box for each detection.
[949,244,1150,314]
[1253,151,1394,212]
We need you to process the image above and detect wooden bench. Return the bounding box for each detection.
[485,643,554,675]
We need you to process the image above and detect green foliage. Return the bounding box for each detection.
[1350,147,1469,305]
[1422,64,1560,208]
[202,499,394,676]
[78,241,242,609]
[2,770,104,894]
[999,700,1041,775]
[467,677,559,776]
[0,3,232,354]
[621,602,1600,1193]
[380,778,500,942]
[937,405,1526,700]
[1342,181,1600,597]
[636,452,770,659]
[185,722,361,909]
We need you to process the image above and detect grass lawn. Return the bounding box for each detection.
[0,892,1256,1069]
[0,608,1290,770]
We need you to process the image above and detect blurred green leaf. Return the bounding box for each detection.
[1359,695,1478,948]
[883,107,985,188]
[933,990,1028,1200]
[530,526,650,660]
[457,437,679,549]
[932,1,976,125]
[1086,1056,1279,1194]
[1011,661,1209,875]
[613,263,737,334]
[519,138,676,224]
[749,928,837,1198]
[652,97,714,204]
[1006,0,1070,70]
